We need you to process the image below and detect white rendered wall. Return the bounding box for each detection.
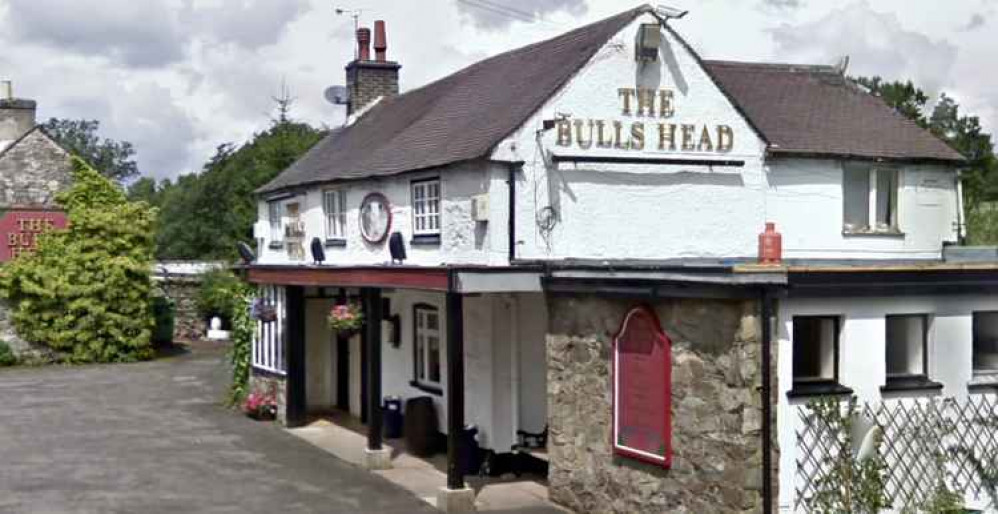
[492,13,769,261]
[255,160,511,266]
[776,294,998,511]
[375,290,547,452]
[767,159,959,260]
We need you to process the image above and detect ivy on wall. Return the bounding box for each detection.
[0,158,156,362]
[227,287,254,405]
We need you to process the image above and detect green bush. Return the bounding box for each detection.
[196,269,244,325]
[151,296,175,346]
[0,157,156,363]
[0,341,16,367]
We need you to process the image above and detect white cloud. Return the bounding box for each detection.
[769,1,958,97]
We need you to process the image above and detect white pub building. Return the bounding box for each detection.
[244,5,998,512]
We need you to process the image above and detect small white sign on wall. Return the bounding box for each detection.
[916,178,943,206]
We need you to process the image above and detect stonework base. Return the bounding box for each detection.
[364,448,392,470]
[546,296,776,513]
[436,486,476,513]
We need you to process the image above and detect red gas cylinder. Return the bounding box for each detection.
[758,222,782,264]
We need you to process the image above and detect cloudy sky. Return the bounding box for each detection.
[0,0,994,181]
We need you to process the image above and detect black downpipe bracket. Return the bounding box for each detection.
[445,271,466,490]
[760,289,774,513]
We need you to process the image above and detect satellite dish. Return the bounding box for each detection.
[237,242,256,264]
[324,86,349,105]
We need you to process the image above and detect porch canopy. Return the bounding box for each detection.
[244,263,542,490]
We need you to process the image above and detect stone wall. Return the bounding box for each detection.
[249,371,287,424]
[546,295,777,513]
[0,128,73,207]
[154,278,206,342]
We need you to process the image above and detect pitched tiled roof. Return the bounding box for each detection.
[260,6,964,194]
[703,60,965,163]
[258,6,649,193]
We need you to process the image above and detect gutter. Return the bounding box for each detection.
[507,163,520,263]
[956,169,966,244]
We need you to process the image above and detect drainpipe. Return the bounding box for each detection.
[956,169,966,244]
[760,288,774,513]
[507,163,519,263]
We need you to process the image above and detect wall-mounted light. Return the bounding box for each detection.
[636,23,661,63]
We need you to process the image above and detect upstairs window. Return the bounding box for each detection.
[843,165,899,233]
[973,312,998,375]
[323,189,347,241]
[268,201,283,243]
[411,178,441,238]
[413,304,442,392]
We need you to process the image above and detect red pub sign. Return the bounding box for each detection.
[0,210,68,261]
[612,306,672,467]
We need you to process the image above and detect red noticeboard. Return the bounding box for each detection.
[612,306,672,467]
[0,210,68,262]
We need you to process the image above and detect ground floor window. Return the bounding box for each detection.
[413,304,441,390]
[973,311,998,374]
[885,314,928,377]
[253,285,286,374]
[792,316,839,386]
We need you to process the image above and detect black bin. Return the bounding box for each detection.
[459,425,482,476]
[383,396,403,439]
[404,396,439,457]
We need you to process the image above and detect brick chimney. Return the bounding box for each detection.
[345,20,400,116]
[0,81,37,142]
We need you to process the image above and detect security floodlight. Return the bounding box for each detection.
[655,5,689,19]
[310,237,326,265]
[236,242,256,264]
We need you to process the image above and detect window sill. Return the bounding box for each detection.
[324,238,346,248]
[268,241,284,250]
[968,372,998,391]
[787,381,853,399]
[410,234,441,246]
[409,380,443,396]
[881,375,942,393]
[842,229,905,238]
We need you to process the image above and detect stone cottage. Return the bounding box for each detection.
[0,83,75,354]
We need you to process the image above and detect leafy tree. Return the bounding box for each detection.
[0,158,156,362]
[42,119,140,184]
[854,76,930,127]
[150,101,325,260]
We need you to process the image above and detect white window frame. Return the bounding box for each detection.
[885,314,929,379]
[411,178,441,236]
[973,311,998,375]
[253,285,286,374]
[323,189,348,240]
[792,316,840,385]
[414,304,442,389]
[843,165,900,233]
[268,201,284,243]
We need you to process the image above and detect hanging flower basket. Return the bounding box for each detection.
[328,303,364,333]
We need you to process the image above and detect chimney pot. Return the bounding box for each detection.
[356,27,371,61]
[373,20,387,62]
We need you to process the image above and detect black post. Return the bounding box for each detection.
[760,289,774,514]
[285,285,307,428]
[363,287,384,451]
[445,287,465,490]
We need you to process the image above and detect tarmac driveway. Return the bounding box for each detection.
[0,342,436,514]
